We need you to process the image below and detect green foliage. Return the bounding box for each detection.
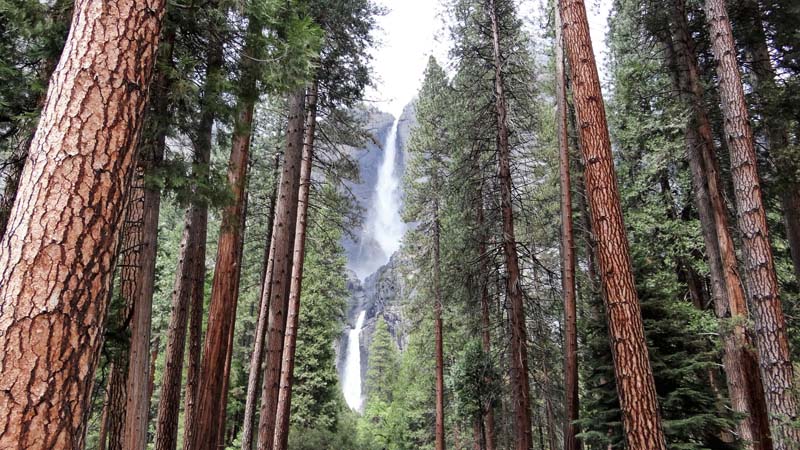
[364,316,399,403]
[447,340,499,423]
[290,193,350,430]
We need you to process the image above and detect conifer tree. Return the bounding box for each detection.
[0,0,166,446]
[704,0,800,446]
[558,0,666,448]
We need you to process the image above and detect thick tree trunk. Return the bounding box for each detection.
[663,3,772,447]
[187,27,259,450]
[256,89,306,450]
[558,1,667,449]
[433,200,446,450]
[736,0,800,283]
[704,0,800,447]
[272,81,318,450]
[486,1,533,448]
[0,0,164,446]
[556,10,581,450]
[241,153,282,450]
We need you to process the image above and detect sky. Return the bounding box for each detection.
[366,0,613,117]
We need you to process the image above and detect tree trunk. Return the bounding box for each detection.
[742,3,800,282]
[256,89,306,450]
[187,24,259,450]
[663,2,772,447]
[736,0,800,283]
[108,166,146,450]
[558,1,667,449]
[241,152,282,450]
[556,10,581,450]
[272,81,318,450]
[98,365,117,450]
[105,362,128,450]
[486,1,533,448]
[0,0,164,446]
[433,198,446,450]
[704,0,800,447]
[123,26,174,449]
[218,195,249,448]
[154,31,219,450]
[148,339,160,404]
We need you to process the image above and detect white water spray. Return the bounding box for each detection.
[369,117,405,262]
[343,310,367,410]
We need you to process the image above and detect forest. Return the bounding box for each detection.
[0,0,799,449]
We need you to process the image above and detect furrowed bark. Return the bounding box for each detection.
[736,0,800,283]
[187,20,259,450]
[0,0,165,446]
[256,89,306,450]
[664,2,772,446]
[558,1,667,448]
[241,152,282,450]
[556,9,581,450]
[704,0,800,447]
[272,81,318,450]
[122,25,175,449]
[154,26,219,450]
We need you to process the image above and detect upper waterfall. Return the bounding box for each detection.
[368,117,405,262]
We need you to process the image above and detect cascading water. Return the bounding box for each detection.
[369,117,405,259]
[341,116,405,411]
[343,310,367,410]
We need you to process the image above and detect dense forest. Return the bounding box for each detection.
[0,0,799,449]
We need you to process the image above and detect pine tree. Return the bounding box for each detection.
[558,0,666,448]
[0,0,166,446]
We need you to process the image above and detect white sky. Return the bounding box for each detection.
[366,0,613,116]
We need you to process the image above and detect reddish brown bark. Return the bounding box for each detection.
[241,153,282,450]
[218,197,249,448]
[104,362,128,450]
[736,0,800,283]
[558,1,666,449]
[663,2,772,446]
[486,1,533,448]
[272,81,318,450]
[0,0,164,446]
[704,0,800,447]
[123,27,174,449]
[154,33,219,450]
[256,89,306,450]
[187,33,258,450]
[556,10,581,450]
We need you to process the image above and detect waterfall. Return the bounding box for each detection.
[369,117,405,263]
[343,310,367,410]
[341,114,406,411]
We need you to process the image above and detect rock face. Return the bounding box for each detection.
[337,102,417,392]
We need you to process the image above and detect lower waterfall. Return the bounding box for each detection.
[343,310,367,411]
